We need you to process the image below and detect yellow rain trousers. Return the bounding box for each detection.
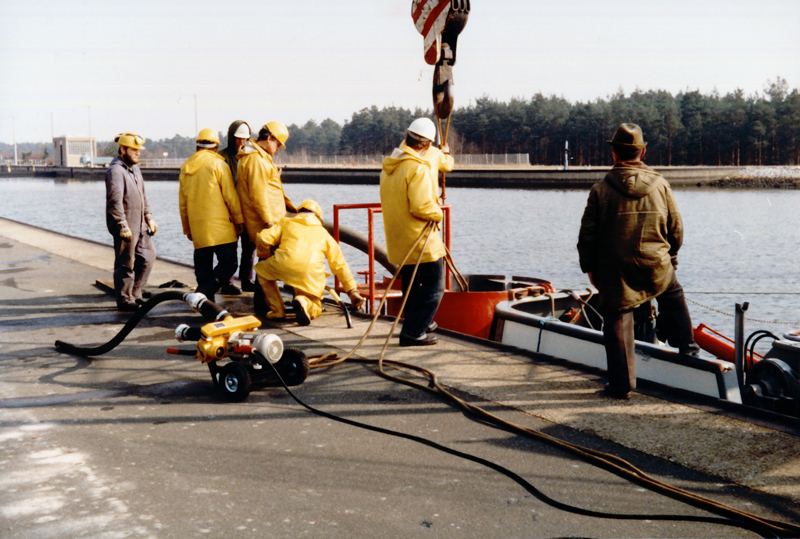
[179,149,243,249]
[255,213,357,321]
[379,144,445,266]
[236,140,294,242]
[259,278,287,318]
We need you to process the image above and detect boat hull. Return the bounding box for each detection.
[492,292,742,403]
[385,275,554,339]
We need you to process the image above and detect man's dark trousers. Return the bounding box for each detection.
[399,258,445,339]
[194,241,238,297]
[602,277,698,392]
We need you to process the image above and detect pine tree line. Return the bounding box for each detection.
[5,78,796,166]
[290,78,800,166]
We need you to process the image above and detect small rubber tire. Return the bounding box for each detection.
[219,362,252,402]
[275,348,309,386]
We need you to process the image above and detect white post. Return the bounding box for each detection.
[88,105,94,166]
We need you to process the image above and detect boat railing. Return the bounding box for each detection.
[332,202,451,314]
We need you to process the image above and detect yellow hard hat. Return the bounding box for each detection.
[297,199,322,220]
[196,127,220,145]
[115,132,145,150]
[263,121,289,147]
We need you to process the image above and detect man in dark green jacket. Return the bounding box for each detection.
[577,123,699,399]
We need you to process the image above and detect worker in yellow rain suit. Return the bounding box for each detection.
[236,121,295,243]
[254,200,365,325]
[179,128,244,298]
[380,118,445,346]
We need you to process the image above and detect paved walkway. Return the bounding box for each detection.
[1,217,798,538]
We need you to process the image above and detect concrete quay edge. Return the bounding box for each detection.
[6,164,796,188]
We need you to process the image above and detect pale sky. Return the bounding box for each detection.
[1,0,798,144]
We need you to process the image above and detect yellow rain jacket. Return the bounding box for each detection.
[423,144,454,199]
[236,140,294,242]
[254,213,357,299]
[179,149,243,249]
[379,144,444,266]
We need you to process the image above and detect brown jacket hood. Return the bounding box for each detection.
[605,162,661,198]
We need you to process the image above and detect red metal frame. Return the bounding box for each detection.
[333,203,451,314]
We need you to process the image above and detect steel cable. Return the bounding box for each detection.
[687,297,800,325]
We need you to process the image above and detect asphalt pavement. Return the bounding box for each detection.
[1,217,798,539]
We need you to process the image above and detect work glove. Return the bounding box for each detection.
[146,217,157,236]
[440,143,450,154]
[347,289,366,311]
[119,223,132,240]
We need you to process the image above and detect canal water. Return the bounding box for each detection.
[1,177,799,339]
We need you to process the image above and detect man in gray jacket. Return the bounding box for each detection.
[577,123,699,399]
[106,133,157,311]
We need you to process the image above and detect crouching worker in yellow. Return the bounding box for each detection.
[254,200,365,325]
[179,128,244,298]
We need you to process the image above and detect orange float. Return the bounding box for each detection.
[694,323,763,364]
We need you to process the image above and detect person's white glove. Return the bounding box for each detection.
[145,217,157,236]
[347,289,366,311]
[119,223,132,240]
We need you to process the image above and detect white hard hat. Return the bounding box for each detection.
[233,123,251,139]
[407,118,436,142]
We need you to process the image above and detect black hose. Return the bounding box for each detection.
[193,296,230,321]
[340,302,352,328]
[263,359,785,538]
[55,291,189,357]
[323,222,397,275]
[744,330,779,372]
[49,282,796,535]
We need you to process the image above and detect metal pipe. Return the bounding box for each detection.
[734,302,749,392]
[324,220,394,275]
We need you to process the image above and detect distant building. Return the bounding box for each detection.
[53,137,97,167]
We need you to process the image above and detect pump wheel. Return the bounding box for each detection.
[275,348,309,386]
[219,362,252,402]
